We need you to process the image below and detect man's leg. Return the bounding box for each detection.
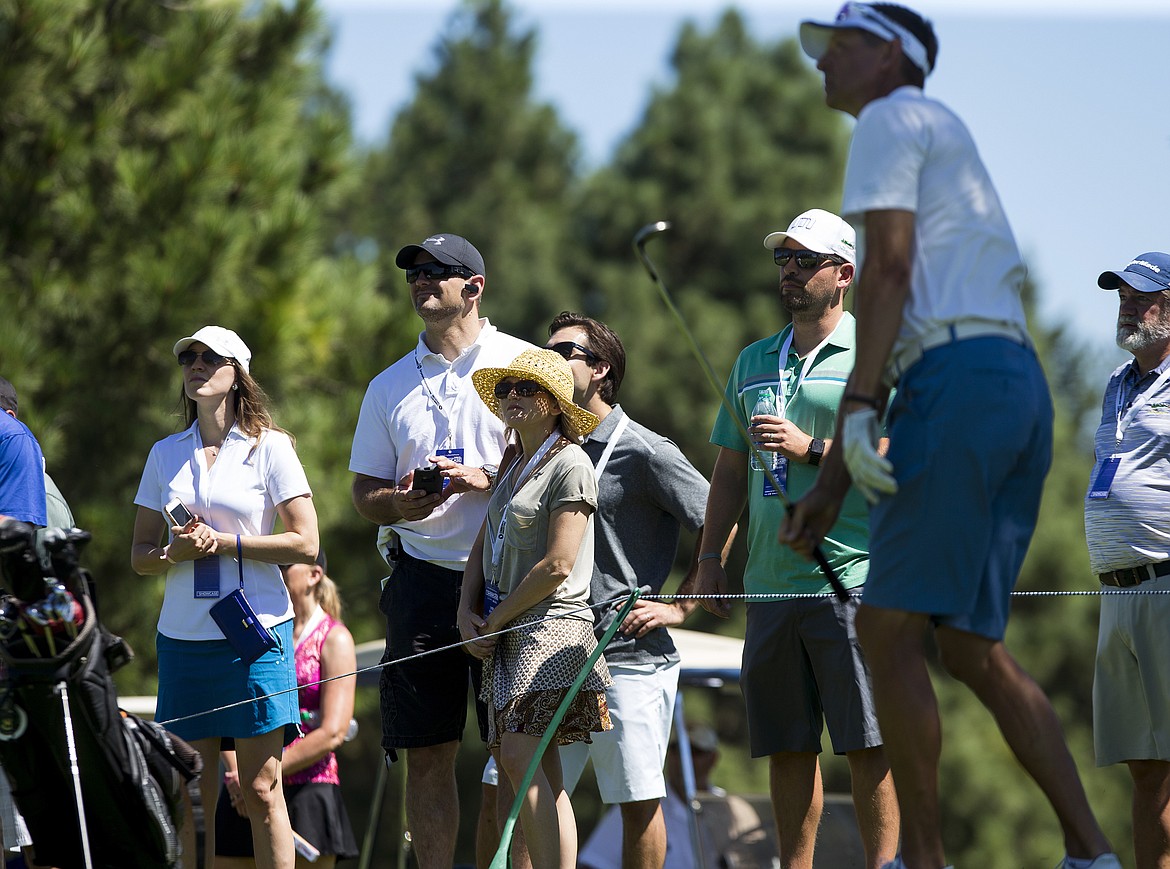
[845,746,899,869]
[405,741,461,869]
[617,799,666,869]
[476,781,500,869]
[854,604,945,869]
[1127,759,1170,869]
[936,626,1112,862]
[769,752,822,869]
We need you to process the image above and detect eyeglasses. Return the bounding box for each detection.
[494,379,546,399]
[405,261,473,283]
[774,249,845,270]
[546,341,598,364]
[177,349,231,368]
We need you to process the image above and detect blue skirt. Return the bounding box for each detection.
[156,620,298,745]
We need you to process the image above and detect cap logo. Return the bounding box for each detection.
[424,235,446,246]
[792,216,816,230]
[1131,259,1163,274]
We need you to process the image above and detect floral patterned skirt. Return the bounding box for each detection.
[481,613,613,750]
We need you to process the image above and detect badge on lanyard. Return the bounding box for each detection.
[762,457,788,497]
[1088,457,1121,500]
[193,556,220,599]
[483,581,500,616]
[434,448,464,490]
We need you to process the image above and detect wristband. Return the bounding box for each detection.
[697,552,722,564]
[843,393,881,409]
[164,549,177,564]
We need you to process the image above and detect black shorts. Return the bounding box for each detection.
[214,781,358,859]
[378,552,486,752]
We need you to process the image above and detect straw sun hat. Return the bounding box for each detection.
[473,348,600,443]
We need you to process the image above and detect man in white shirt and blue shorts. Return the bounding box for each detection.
[780,4,1117,868]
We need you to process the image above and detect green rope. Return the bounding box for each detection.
[489,588,643,869]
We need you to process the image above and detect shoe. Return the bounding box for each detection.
[1055,854,1122,869]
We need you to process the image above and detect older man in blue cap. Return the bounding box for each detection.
[781,4,1117,868]
[1087,251,1170,869]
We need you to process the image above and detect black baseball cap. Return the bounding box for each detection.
[395,233,486,278]
[0,377,17,415]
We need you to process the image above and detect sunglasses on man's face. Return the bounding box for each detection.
[494,379,546,399]
[546,341,598,364]
[177,349,231,368]
[405,261,473,284]
[773,249,845,270]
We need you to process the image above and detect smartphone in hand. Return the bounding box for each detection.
[412,466,443,496]
[165,498,194,528]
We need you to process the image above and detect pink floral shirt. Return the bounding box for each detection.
[285,614,340,786]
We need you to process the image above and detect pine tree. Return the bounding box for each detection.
[0,0,373,682]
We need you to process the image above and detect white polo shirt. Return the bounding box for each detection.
[134,423,312,640]
[841,86,1028,351]
[349,319,533,570]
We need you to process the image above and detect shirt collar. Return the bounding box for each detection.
[766,312,855,358]
[584,404,624,444]
[415,318,497,363]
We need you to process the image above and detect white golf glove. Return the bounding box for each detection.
[841,408,897,505]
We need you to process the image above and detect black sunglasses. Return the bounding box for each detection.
[546,341,598,364]
[405,261,473,283]
[774,249,845,270]
[494,379,546,399]
[177,349,231,368]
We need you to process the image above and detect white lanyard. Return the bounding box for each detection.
[489,431,561,572]
[414,349,455,450]
[1114,362,1170,443]
[776,328,834,419]
[592,412,630,482]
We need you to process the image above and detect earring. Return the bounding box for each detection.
[232,383,238,391]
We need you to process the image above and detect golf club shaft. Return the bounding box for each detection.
[632,222,848,602]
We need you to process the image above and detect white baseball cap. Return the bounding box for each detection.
[763,209,857,264]
[172,326,252,374]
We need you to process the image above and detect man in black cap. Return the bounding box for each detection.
[1085,252,1170,869]
[349,233,532,868]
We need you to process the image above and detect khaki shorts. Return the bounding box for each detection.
[1093,579,1170,766]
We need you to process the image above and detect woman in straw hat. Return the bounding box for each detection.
[459,348,613,868]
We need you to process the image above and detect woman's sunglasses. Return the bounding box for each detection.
[177,349,231,368]
[494,379,546,399]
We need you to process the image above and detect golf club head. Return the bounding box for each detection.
[632,220,671,252]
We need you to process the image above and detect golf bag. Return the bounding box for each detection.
[0,519,201,869]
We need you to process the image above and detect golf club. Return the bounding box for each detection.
[632,220,848,602]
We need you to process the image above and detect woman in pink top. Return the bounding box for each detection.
[216,551,358,868]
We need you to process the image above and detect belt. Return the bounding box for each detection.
[1098,561,1170,588]
[885,321,1032,384]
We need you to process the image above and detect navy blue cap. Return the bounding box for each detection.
[1098,252,1170,294]
[395,233,486,278]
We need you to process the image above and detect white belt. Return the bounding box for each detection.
[886,320,1032,384]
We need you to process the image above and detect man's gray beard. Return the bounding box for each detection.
[1117,318,1170,353]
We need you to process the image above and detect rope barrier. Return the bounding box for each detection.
[155,585,1167,728]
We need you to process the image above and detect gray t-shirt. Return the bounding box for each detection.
[583,407,709,666]
[1085,357,1170,574]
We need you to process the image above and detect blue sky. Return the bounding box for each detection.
[319,0,1170,383]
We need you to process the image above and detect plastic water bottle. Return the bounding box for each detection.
[749,388,778,471]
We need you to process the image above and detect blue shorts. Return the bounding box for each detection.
[156,620,298,745]
[865,337,1052,640]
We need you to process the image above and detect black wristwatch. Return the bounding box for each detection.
[807,438,825,467]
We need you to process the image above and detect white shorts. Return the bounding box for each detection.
[481,660,680,804]
[1093,585,1170,766]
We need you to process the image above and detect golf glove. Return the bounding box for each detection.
[841,408,897,505]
